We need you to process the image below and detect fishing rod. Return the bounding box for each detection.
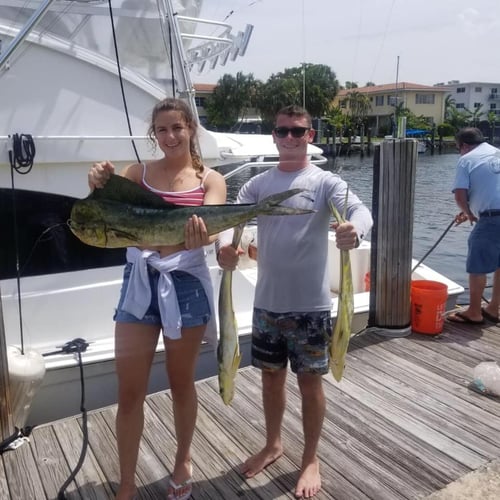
[411,218,455,273]
[411,218,492,304]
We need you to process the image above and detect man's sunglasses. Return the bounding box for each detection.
[273,126,311,138]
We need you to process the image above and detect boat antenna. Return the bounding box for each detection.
[107,0,141,164]
[301,0,306,108]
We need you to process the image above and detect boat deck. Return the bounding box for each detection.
[1,321,500,499]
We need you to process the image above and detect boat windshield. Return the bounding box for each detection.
[0,0,246,89]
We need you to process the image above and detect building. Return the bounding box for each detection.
[437,81,500,118]
[334,82,447,136]
[193,83,216,127]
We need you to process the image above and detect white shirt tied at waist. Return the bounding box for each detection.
[122,247,217,347]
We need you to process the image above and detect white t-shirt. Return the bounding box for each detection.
[235,164,372,313]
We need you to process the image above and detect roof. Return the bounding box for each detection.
[193,83,217,92]
[337,82,447,97]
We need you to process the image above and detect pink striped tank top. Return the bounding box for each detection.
[140,163,211,206]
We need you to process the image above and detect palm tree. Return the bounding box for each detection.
[344,91,371,135]
[444,95,456,121]
[465,104,484,127]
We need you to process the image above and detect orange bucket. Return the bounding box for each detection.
[411,280,448,334]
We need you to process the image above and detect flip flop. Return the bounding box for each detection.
[167,475,192,500]
[481,308,500,323]
[447,311,485,325]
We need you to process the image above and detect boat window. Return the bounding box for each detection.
[0,188,125,280]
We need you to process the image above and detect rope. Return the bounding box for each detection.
[48,339,89,500]
[107,0,141,164]
[9,133,35,174]
[8,133,37,354]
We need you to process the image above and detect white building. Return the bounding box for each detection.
[438,81,500,117]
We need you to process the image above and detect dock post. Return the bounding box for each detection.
[367,139,418,336]
[0,287,14,444]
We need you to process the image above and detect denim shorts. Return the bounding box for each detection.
[114,263,211,328]
[467,217,500,274]
[251,307,333,374]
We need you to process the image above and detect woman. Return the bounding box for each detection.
[88,98,226,500]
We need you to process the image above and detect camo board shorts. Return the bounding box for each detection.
[466,217,500,274]
[251,307,333,374]
[114,262,211,328]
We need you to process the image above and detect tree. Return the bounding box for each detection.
[444,95,456,121]
[445,107,470,131]
[204,72,261,131]
[255,64,339,126]
[344,81,358,89]
[465,104,484,127]
[343,91,371,135]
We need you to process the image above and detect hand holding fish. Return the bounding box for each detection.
[88,160,115,190]
[332,221,358,250]
[217,243,243,271]
[184,214,211,249]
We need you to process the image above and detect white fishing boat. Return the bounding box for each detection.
[0,0,464,428]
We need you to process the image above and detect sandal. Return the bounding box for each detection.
[167,476,192,500]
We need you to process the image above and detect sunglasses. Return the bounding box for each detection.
[273,126,310,138]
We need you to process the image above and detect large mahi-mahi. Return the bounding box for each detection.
[69,174,314,248]
[217,223,244,405]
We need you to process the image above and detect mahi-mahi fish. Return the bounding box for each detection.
[217,223,244,405]
[329,196,355,382]
[68,174,314,248]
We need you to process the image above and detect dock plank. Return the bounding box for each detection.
[1,321,500,499]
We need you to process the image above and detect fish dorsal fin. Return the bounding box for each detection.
[88,174,177,209]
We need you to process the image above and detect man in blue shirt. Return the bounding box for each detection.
[448,127,500,325]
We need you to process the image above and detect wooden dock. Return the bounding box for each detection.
[1,320,500,499]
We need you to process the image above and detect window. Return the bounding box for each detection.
[491,103,497,110]
[492,88,498,94]
[456,103,465,109]
[388,96,398,106]
[194,96,206,107]
[457,87,466,93]
[415,94,435,104]
[474,102,481,108]
[375,95,384,106]
[475,87,482,92]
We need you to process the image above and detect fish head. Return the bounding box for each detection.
[68,219,107,248]
[69,198,140,248]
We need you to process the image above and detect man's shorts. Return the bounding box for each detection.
[114,262,211,329]
[467,217,500,274]
[251,307,333,374]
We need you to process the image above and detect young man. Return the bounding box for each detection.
[447,127,500,325]
[217,105,372,498]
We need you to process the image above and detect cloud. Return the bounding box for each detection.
[458,8,499,37]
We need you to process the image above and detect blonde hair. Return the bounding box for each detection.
[148,98,204,177]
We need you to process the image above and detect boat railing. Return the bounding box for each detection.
[221,156,328,181]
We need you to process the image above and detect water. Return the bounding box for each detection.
[224,152,473,301]
[329,152,469,292]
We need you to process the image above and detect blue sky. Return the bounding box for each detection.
[192,0,500,87]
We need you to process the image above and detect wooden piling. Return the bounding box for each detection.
[0,286,14,442]
[368,139,418,335]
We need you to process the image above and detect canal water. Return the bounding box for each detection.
[225,152,475,304]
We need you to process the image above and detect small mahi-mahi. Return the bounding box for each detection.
[217,223,244,405]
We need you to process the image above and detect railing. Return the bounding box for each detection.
[221,157,328,181]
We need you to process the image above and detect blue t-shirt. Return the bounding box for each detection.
[453,142,500,215]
